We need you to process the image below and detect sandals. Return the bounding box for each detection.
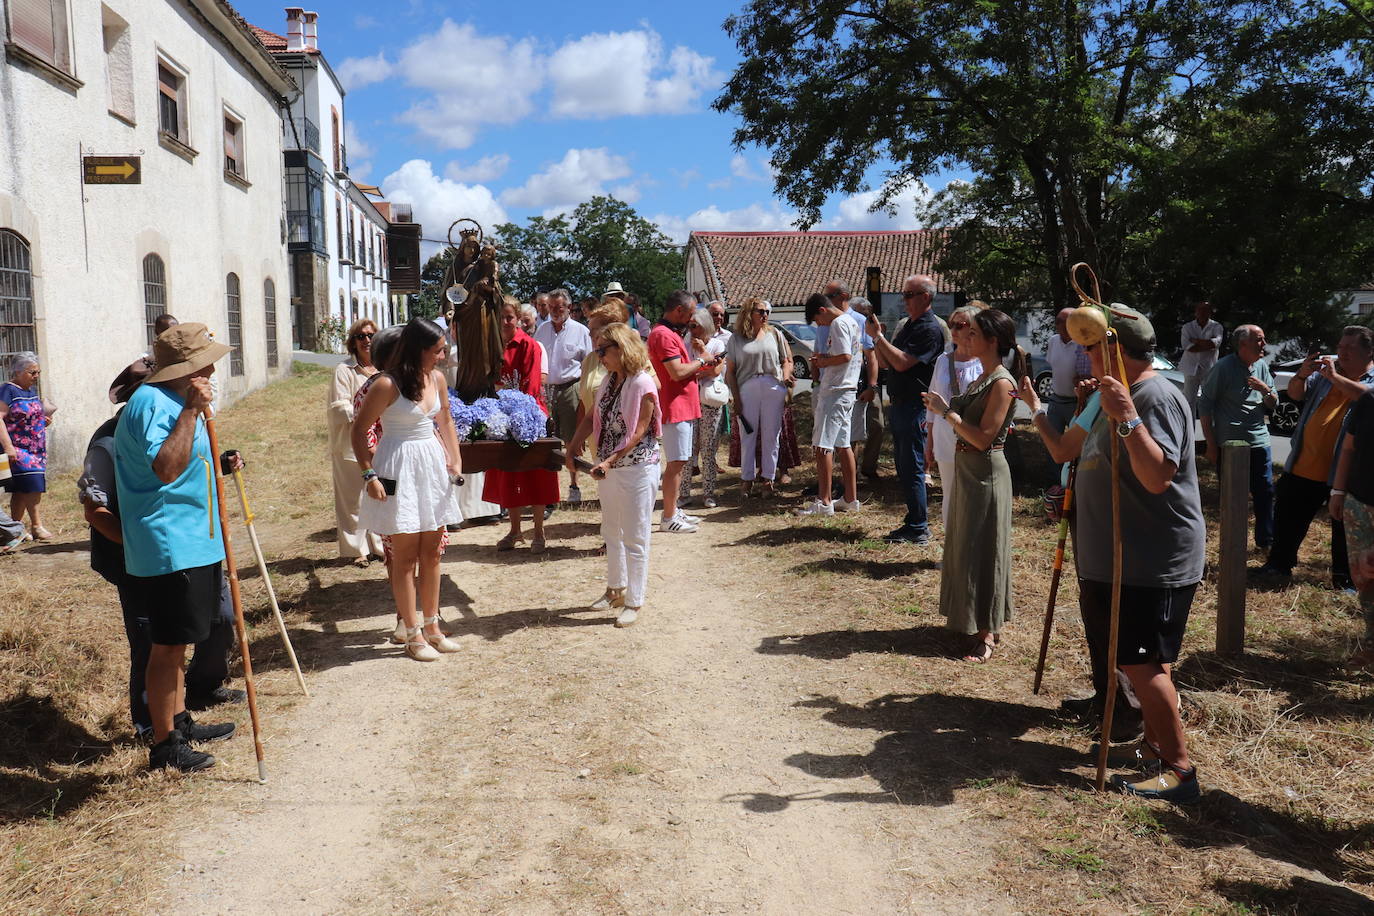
[529,537,547,555]
[961,637,996,664]
[496,532,525,551]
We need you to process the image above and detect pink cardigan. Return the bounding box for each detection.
[591,370,662,459]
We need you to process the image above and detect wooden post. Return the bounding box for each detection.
[1216,442,1249,654]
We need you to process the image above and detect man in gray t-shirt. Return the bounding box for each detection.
[1023,305,1204,805]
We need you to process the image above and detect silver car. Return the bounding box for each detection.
[774,321,817,380]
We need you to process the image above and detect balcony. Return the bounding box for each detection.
[286,210,326,256]
[282,116,320,154]
[336,142,348,178]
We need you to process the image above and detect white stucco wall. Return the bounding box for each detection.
[0,0,293,470]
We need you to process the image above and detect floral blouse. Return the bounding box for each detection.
[596,375,659,467]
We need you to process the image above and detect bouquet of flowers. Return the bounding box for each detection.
[450,388,548,446]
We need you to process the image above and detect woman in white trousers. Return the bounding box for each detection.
[568,322,662,627]
[725,297,793,497]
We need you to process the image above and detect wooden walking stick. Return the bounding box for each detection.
[204,410,268,783]
[1064,263,1133,792]
[231,468,309,698]
[1032,457,1079,695]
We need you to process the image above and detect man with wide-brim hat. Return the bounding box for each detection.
[114,322,237,772]
[1019,304,1206,804]
[602,281,627,301]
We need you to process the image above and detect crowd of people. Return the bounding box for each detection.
[11,275,1373,805]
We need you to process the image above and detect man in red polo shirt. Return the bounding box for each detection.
[649,290,721,532]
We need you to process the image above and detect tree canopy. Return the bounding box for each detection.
[493,197,685,311]
[715,0,1374,346]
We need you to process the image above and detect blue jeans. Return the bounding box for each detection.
[888,398,929,535]
[1223,445,1275,548]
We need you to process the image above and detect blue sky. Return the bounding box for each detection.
[235,0,932,247]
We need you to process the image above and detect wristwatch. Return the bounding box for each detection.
[1116,416,1143,438]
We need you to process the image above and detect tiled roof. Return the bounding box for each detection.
[248,25,286,50]
[687,230,954,308]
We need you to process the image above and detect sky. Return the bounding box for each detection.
[234,0,935,251]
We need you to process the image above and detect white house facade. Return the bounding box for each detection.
[0,0,296,469]
[253,7,391,350]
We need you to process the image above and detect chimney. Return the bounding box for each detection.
[285,7,304,50]
[303,11,318,51]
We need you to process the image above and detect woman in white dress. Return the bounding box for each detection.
[927,303,986,529]
[353,318,464,662]
[328,318,384,565]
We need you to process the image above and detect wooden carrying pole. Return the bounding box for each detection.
[1094,330,1129,793]
[1216,444,1249,654]
[1033,459,1079,694]
[231,469,309,697]
[205,412,268,783]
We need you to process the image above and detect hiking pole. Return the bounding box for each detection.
[204,410,267,783]
[1032,458,1079,694]
[231,468,309,698]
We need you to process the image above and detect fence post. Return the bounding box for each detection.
[1216,442,1249,654]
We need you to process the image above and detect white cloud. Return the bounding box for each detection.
[444,154,511,183]
[393,21,543,149]
[828,182,932,229]
[500,148,634,216]
[548,29,719,119]
[344,123,375,180]
[380,159,507,256]
[336,52,392,91]
[652,202,798,245]
[730,154,767,182]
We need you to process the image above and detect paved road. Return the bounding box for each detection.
[292,349,347,368]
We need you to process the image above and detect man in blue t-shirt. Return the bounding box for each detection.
[115,323,238,772]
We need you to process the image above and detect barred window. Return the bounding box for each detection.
[226,272,243,376]
[264,278,278,369]
[142,254,167,347]
[0,230,37,377]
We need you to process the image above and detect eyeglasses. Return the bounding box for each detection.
[756,309,771,315]
[353,332,374,340]
[596,343,619,357]
[825,291,844,300]
[949,321,969,331]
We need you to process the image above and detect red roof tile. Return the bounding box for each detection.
[687,230,954,308]
[249,25,287,50]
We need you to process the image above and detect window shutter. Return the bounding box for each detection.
[10,0,67,70]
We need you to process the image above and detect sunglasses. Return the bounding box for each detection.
[949,321,969,331]
[596,343,619,357]
[756,308,772,315]
[353,332,374,340]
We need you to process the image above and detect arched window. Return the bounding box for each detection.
[226,273,243,376]
[0,230,36,374]
[264,278,278,369]
[143,253,167,347]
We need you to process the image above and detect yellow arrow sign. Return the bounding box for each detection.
[94,162,136,178]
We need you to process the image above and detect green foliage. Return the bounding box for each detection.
[415,248,454,320]
[492,196,685,311]
[315,315,346,354]
[716,0,1374,345]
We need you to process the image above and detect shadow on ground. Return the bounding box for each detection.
[0,693,116,823]
[1213,876,1374,915]
[1175,642,1374,724]
[790,556,939,579]
[757,625,955,660]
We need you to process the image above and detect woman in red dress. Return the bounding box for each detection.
[483,299,559,552]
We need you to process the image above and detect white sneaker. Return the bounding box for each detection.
[676,511,702,524]
[794,498,835,517]
[661,516,699,533]
[703,497,717,509]
[614,606,640,628]
[834,498,863,513]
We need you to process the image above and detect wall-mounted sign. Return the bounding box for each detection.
[83,156,141,184]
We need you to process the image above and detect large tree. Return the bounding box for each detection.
[493,196,684,312]
[716,0,1374,345]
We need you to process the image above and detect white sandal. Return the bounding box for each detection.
[404,625,440,662]
[423,614,461,653]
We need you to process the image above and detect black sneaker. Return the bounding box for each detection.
[1252,563,1291,581]
[149,729,216,772]
[883,526,930,545]
[185,686,247,711]
[1059,694,1101,721]
[174,711,236,744]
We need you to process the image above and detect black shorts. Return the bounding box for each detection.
[1078,578,1197,666]
[128,563,222,646]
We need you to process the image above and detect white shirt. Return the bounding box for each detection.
[533,318,593,385]
[1045,334,1086,399]
[710,326,731,350]
[1179,318,1224,375]
[928,353,983,464]
[819,315,862,394]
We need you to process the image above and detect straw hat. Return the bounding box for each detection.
[145,323,232,384]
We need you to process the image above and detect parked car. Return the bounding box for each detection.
[1268,354,1330,436]
[774,321,816,379]
[1032,352,1186,400]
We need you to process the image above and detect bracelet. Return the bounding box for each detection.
[1331,489,1346,496]
[1033,406,1048,420]
[361,469,378,481]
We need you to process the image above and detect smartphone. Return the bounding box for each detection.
[1309,345,1323,358]
[379,477,397,496]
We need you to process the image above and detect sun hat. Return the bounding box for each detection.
[602,281,627,300]
[145,322,232,384]
[108,357,153,403]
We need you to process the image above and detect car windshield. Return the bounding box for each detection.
[782,322,816,343]
[1152,354,1177,371]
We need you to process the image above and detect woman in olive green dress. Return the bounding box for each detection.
[922,309,1023,662]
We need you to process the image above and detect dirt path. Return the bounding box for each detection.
[164,504,1008,914]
